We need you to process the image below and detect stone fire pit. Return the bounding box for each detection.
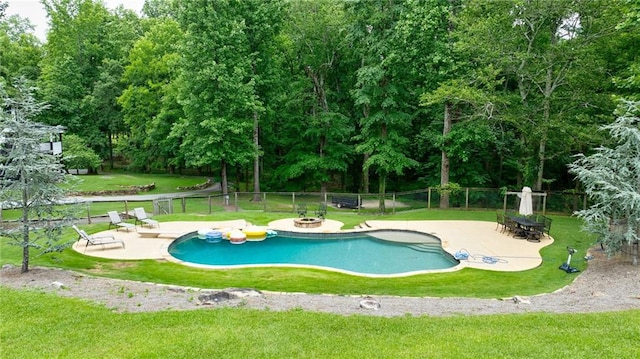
[294,217,322,228]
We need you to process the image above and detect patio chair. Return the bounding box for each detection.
[315,202,327,220]
[495,212,506,232]
[543,216,553,237]
[134,207,159,228]
[108,211,136,232]
[72,225,125,252]
[296,204,307,217]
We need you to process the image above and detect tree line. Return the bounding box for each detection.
[2,0,639,210]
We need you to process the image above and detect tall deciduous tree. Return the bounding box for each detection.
[455,0,621,192]
[119,18,184,172]
[347,0,418,212]
[273,0,354,193]
[175,0,281,202]
[0,13,43,83]
[0,78,77,273]
[569,100,640,264]
[39,0,141,164]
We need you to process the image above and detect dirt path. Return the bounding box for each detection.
[2,248,639,317]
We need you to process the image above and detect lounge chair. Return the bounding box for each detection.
[108,211,136,232]
[73,225,125,252]
[134,207,159,228]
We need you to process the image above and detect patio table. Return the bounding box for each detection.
[508,215,544,242]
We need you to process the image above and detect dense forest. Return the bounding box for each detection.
[2,0,639,202]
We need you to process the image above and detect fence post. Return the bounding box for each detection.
[542,192,547,215]
[181,197,186,213]
[465,188,469,210]
[503,193,507,213]
[86,202,92,224]
[292,192,296,214]
[427,188,431,209]
[263,192,267,212]
[208,196,212,214]
[234,192,239,212]
[392,193,396,214]
[124,200,129,218]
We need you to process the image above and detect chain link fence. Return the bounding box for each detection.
[1,188,590,224]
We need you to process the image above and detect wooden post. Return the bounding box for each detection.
[465,187,469,210]
[503,192,507,213]
[392,193,396,214]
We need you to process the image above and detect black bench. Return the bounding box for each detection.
[331,196,361,209]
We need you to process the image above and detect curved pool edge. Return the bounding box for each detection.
[161,246,465,278]
[162,227,465,278]
[78,219,548,273]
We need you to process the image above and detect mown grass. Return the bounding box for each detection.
[2,288,639,358]
[64,172,209,193]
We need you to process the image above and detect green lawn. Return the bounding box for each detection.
[2,288,639,358]
[2,173,639,357]
[64,172,210,193]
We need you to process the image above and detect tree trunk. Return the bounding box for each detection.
[378,173,386,214]
[535,66,553,192]
[221,159,229,206]
[362,153,370,194]
[440,101,452,208]
[361,104,370,194]
[20,171,30,273]
[252,111,261,202]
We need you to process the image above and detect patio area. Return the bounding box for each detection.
[71,219,553,272]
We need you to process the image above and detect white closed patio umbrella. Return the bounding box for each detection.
[518,186,533,216]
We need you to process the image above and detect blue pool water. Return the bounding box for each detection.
[168,230,458,276]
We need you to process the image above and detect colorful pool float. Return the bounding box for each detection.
[229,229,247,244]
[243,227,267,241]
[204,230,223,244]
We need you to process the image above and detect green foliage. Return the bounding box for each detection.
[118,18,184,172]
[2,0,638,198]
[61,133,101,172]
[569,100,640,258]
[0,14,43,83]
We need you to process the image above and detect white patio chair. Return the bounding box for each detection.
[134,207,159,228]
[72,225,125,252]
[108,211,136,232]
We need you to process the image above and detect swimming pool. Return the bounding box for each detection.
[168,230,458,277]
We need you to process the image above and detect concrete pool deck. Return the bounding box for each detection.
[71,219,553,272]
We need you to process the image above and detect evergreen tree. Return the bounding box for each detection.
[569,100,640,264]
[0,78,78,273]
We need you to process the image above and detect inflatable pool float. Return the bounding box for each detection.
[266,229,277,238]
[197,228,212,240]
[229,229,247,244]
[243,227,267,241]
[218,227,232,240]
[204,230,223,244]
